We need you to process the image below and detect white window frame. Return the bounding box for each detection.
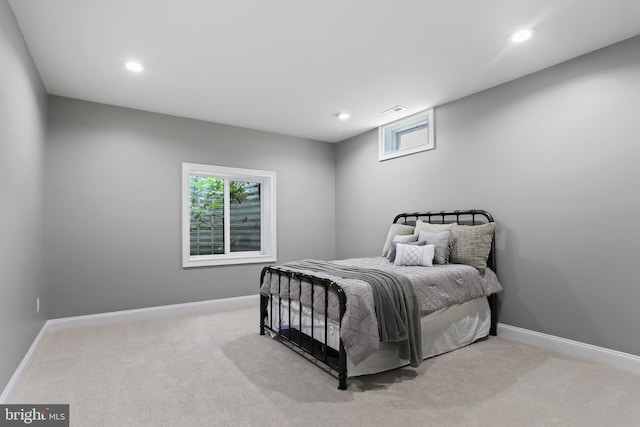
[378,108,435,161]
[182,162,277,268]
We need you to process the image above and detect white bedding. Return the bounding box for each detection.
[264,296,491,377]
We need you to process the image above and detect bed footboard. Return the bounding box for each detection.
[260,266,349,390]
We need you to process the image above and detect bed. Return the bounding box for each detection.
[259,209,502,389]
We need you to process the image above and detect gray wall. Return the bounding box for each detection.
[336,35,640,356]
[46,96,335,318]
[0,0,48,392]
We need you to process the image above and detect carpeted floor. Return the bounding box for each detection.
[9,305,640,426]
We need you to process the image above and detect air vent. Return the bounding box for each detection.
[381,105,407,116]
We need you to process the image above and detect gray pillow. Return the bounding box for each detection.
[381,224,415,257]
[387,236,422,262]
[449,222,495,272]
[413,220,455,235]
[418,230,452,264]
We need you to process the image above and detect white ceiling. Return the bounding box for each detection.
[8,0,640,143]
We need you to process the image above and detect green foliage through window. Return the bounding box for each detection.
[189,176,261,256]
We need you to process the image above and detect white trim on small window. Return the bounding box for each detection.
[378,108,435,161]
[182,163,277,268]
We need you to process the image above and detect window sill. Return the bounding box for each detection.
[183,253,276,268]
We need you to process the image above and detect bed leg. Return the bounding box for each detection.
[489,294,498,336]
[338,373,347,390]
[260,295,268,336]
[338,339,348,390]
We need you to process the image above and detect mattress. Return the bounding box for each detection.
[264,296,491,377]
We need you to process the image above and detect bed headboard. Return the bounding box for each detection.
[392,209,496,271]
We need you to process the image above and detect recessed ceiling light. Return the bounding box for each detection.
[510,28,534,43]
[124,61,144,72]
[337,112,351,120]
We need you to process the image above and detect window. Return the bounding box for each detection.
[182,163,276,267]
[378,108,435,161]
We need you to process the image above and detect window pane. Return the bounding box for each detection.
[229,181,261,252]
[189,175,224,255]
[397,124,428,150]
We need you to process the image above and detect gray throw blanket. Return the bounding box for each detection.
[284,259,422,367]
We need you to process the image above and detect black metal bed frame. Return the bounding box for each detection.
[260,209,498,390]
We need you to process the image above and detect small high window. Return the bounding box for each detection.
[378,108,435,161]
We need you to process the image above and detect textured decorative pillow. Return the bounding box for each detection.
[449,222,496,272]
[394,243,435,267]
[413,220,455,236]
[418,230,452,264]
[381,224,415,256]
[386,235,421,262]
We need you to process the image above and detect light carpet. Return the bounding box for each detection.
[9,306,640,426]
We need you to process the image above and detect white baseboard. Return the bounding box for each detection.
[0,294,259,403]
[497,323,640,375]
[0,324,48,404]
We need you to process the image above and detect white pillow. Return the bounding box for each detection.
[394,243,435,267]
[387,239,424,262]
